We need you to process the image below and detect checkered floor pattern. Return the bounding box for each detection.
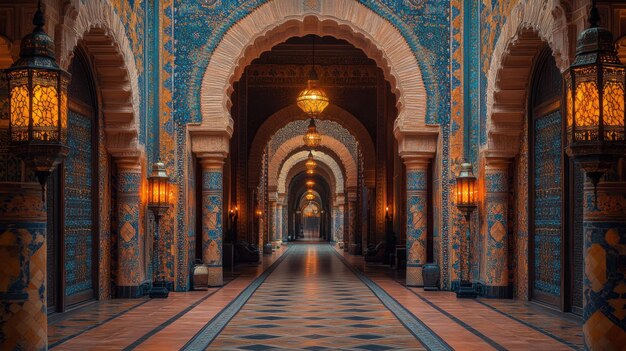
[207,244,425,350]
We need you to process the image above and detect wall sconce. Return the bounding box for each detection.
[564,1,626,198]
[455,162,477,299]
[6,1,70,200]
[147,161,171,298]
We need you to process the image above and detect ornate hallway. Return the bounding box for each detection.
[47,244,582,350]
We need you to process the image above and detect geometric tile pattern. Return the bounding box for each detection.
[406,169,428,287]
[202,169,223,286]
[208,244,426,350]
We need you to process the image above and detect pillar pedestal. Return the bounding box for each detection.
[0,183,48,350]
[115,157,145,298]
[480,157,511,298]
[582,181,626,350]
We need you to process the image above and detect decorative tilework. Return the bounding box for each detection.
[407,169,428,287]
[202,169,223,286]
[582,183,626,350]
[532,110,562,298]
[64,111,94,297]
[0,184,48,350]
[117,168,144,289]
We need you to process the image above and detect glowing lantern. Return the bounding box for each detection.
[147,161,171,215]
[296,74,329,117]
[564,2,626,187]
[305,192,315,201]
[306,179,315,188]
[455,162,477,221]
[305,151,317,172]
[6,2,70,193]
[303,118,322,148]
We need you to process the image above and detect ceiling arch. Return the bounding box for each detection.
[277,150,345,194]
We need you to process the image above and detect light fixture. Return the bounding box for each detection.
[303,118,322,148]
[455,162,477,299]
[6,1,70,199]
[564,0,626,193]
[305,150,317,172]
[305,192,315,201]
[147,160,171,298]
[296,36,329,117]
[306,179,315,188]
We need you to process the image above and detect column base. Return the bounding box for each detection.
[271,240,282,249]
[263,243,273,255]
[116,285,144,298]
[456,281,477,299]
[208,266,223,287]
[406,265,424,287]
[149,281,170,298]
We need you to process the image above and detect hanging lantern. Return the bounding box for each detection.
[305,150,317,172]
[296,72,329,117]
[305,179,315,188]
[303,118,322,148]
[147,161,171,216]
[296,37,329,117]
[6,2,70,192]
[455,162,477,221]
[305,192,315,201]
[564,1,626,186]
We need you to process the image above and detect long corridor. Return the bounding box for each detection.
[205,244,427,350]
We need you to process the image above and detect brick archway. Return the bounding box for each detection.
[278,150,344,195]
[485,0,570,156]
[200,0,427,133]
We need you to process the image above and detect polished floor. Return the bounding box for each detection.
[49,244,582,350]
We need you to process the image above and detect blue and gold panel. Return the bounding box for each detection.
[64,110,94,298]
[532,110,562,299]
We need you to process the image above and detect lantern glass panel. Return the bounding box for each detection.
[602,79,625,141]
[296,82,329,116]
[8,70,30,142]
[574,79,600,141]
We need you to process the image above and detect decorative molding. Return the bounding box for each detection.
[188,124,231,160]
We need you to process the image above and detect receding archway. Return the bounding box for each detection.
[200,0,428,132]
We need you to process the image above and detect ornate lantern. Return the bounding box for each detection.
[303,118,322,148]
[296,74,329,117]
[6,2,70,194]
[296,37,329,117]
[455,162,477,221]
[564,1,626,187]
[305,192,315,201]
[305,179,315,188]
[305,150,317,172]
[147,161,170,298]
[147,161,171,216]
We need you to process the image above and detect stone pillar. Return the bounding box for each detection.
[405,158,429,287]
[273,202,282,248]
[347,190,357,254]
[582,181,626,350]
[281,196,288,243]
[481,158,510,297]
[189,126,230,287]
[200,158,224,287]
[0,183,48,350]
[116,158,145,298]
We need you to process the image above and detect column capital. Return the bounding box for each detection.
[189,124,230,160]
[346,188,358,201]
[268,192,278,202]
[113,150,143,170]
[277,193,286,204]
[394,124,438,163]
[480,148,515,165]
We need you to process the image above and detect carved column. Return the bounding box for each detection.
[200,158,224,287]
[395,125,438,287]
[481,157,510,297]
[582,181,626,350]
[280,193,288,243]
[116,156,145,297]
[190,125,230,287]
[0,183,47,350]
[404,158,429,287]
[347,189,357,254]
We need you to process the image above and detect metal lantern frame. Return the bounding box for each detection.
[305,150,317,172]
[6,2,70,193]
[296,36,330,117]
[455,162,478,221]
[564,1,626,186]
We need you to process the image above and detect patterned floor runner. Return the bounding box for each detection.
[204,244,428,351]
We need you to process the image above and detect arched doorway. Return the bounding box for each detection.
[47,47,100,312]
[528,47,584,312]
